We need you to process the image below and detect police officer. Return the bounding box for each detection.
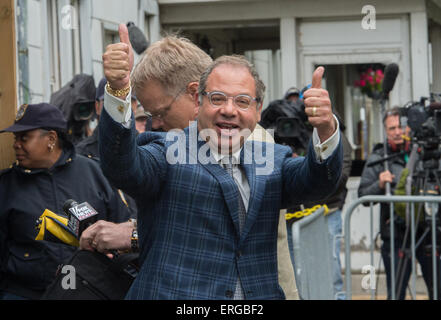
[0,103,131,299]
[76,78,152,159]
[75,78,108,159]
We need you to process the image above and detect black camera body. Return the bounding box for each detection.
[402,94,441,143]
[399,93,441,223]
[259,98,312,156]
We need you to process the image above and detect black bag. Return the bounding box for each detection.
[41,250,139,300]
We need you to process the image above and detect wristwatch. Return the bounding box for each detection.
[129,218,137,229]
[131,228,139,253]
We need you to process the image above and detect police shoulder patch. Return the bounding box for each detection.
[15,104,28,122]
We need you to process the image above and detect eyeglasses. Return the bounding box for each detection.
[150,87,186,120]
[202,91,260,111]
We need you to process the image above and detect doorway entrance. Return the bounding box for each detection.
[322,63,386,165]
[167,21,281,104]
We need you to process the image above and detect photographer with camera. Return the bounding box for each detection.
[49,74,97,145]
[358,107,441,299]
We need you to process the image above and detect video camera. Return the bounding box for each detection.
[394,93,441,225]
[259,87,313,155]
[72,103,95,122]
[399,93,441,161]
[402,93,441,137]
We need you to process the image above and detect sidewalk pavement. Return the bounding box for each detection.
[349,273,429,300]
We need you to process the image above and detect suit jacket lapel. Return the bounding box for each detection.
[191,137,241,237]
[239,141,267,244]
[183,125,267,241]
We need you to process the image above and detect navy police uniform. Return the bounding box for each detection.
[0,103,131,299]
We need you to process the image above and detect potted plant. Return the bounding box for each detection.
[354,68,384,99]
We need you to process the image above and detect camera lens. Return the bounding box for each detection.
[281,121,294,135]
[73,103,94,121]
[277,118,299,137]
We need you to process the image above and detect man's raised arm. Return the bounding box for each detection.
[98,23,165,195]
[282,67,343,206]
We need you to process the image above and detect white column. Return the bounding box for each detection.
[410,12,430,100]
[430,24,441,93]
[79,0,93,76]
[143,0,161,44]
[280,17,297,94]
[40,0,52,102]
[58,0,74,86]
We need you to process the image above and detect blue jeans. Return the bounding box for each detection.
[327,209,346,300]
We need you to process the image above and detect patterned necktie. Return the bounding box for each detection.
[224,157,246,300]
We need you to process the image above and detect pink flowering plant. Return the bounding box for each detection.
[354,68,384,98]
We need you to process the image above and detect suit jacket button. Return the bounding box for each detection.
[225,290,234,298]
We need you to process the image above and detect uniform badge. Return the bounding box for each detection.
[15,104,28,122]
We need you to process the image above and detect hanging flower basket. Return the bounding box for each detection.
[354,68,384,99]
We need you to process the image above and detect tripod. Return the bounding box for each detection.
[395,145,441,300]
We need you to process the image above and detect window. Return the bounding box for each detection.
[103,30,119,50]
[71,0,81,75]
[103,22,120,53]
[47,0,81,92]
[144,14,152,44]
[47,0,61,93]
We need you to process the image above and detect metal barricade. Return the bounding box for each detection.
[344,195,441,300]
[291,207,334,299]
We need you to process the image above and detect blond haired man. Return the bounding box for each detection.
[80,25,299,299]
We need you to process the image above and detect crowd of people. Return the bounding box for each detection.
[0,21,437,301]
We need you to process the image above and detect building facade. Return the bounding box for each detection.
[158,0,441,156]
[14,0,441,274]
[17,0,161,104]
[157,0,441,274]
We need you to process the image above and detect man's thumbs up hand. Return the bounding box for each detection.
[103,23,134,94]
[118,23,131,47]
[303,66,336,142]
[311,66,324,89]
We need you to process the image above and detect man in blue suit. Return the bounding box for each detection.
[97,25,342,300]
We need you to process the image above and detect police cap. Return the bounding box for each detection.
[0,103,67,133]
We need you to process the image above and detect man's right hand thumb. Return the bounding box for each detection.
[119,23,134,71]
[119,23,131,46]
